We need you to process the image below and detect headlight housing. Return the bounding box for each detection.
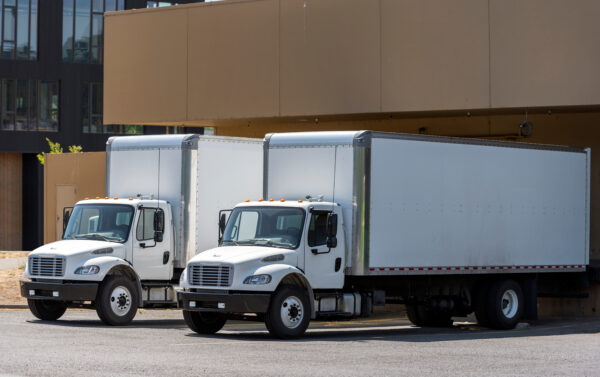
[74,265,100,275]
[243,274,272,285]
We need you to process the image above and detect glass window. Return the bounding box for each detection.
[307,212,329,247]
[1,0,37,61]
[1,79,15,130]
[15,79,26,130]
[146,1,177,8]
[222,207,305,249]
[39,81,59,131]
[82,82,140,134]
[136,208,160,241]
[63,0,125,64]
[64,204,134,243]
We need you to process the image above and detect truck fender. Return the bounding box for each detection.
[255,264,316,319]
[89,256,143,307]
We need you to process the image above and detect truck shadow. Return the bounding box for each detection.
[26,318,188,329]
[184,318,600,343]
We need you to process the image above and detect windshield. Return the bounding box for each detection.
[222,207,305,249]
[63,204,134,243]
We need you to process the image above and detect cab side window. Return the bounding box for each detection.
[307,213,328,247]
[136,208,159,241]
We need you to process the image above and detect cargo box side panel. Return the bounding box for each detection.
[368,138,588,272]
[194,139,263,259]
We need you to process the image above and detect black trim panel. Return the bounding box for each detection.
[20,280,98,301]
[177,291,271,313]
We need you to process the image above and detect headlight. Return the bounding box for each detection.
[74,265,100,275]
[243,274,272,285]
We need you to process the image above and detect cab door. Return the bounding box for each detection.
[303,209,345,289]
[132,206,172,280]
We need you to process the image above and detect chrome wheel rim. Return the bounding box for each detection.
[280,296,304,329]
[110,286,132,316]
[501,289,518,319]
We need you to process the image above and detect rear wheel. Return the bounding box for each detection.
[182,311,227,334]
[265,285,310,339]
[96,275,138,326]
[28,299,67,321]
[406,302,453,327]
[486,279,523,329]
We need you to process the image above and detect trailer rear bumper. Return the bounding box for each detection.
[177,290,271,313]
[20,280,99,301]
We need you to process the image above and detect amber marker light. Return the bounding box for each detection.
[129,197,134,200]
[245,199,250,202]
[280,199,286,202]
[85,197,89,200]
[269,198,274,202]
[258,199,264,202]
[105,197,109,199]
[298,200,303,203]
[114,197,119,200]
[96,197,100,199]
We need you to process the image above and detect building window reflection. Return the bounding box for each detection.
[1,79,59,131]
[62,0,125,64]
[0,0,38,60]
[146,1,177,7]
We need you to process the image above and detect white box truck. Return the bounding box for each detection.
[21,134,262,325]
[178,131,590,338]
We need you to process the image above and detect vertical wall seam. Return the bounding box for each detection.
[488,0,492,110]
[278,0,281,117]
[379,0,382,112]
[186,9,190,123]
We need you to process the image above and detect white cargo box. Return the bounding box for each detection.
[265,131,590,276]
[107,134,263,268]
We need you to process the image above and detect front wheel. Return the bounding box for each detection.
[95,275,138,326]
[265,285,310,339]
[182,311,227,334]
[28,299,67,321]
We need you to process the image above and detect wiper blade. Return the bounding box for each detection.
[75,234,110,242]
[222,239,239,246]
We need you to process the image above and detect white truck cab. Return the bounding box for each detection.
[21,134,263,325]
[179,199,347,337]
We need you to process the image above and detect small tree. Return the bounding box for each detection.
[37,137,83,165]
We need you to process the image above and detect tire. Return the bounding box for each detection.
[486,279,523,330]
[182,311,227,334]
[28,299,67,321]
[406,302,453,327]
[474,282,492,327]
[265,285,311,339]
[95,275,138,326]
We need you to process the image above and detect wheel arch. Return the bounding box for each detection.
[277,273,316,319]
[104,264,143,307]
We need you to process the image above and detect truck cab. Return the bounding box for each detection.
[22,197,174,325]
[178,199,352,338]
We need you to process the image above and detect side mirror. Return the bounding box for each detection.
[326,213,338,248]
[218,213,227,243]
[154,231,163,243]
[153,210,164,233]
[62,207,73,236]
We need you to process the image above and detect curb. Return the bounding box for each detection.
[0,305,28,309]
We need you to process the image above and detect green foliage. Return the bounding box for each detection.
[37,137,83,165]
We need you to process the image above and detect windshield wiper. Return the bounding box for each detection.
[75,234,111,242]
[222,239,240,246]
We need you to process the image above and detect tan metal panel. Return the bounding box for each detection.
[44,153,106,244]
[104,9,188,124]
[381,0,490,112]
[0,153,22,251]
[490,0,600,108]
[280,0,380,116]
[187,0,279,120]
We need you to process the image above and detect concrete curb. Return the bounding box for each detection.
[0,305,28,309]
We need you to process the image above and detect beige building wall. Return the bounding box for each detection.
[44,152,106,244]
[105,0,600,124]
[0,153,22,251]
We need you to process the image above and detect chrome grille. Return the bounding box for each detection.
[29,256,65,277]
[188,264,232,287]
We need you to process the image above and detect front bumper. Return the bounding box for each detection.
[177,290,271,313]
[20,280,99,301]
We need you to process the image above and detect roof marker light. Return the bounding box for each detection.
[245,199,250,202]
[258,199,264,202]
[96,197,100,199]
[298,200,303,203]
[114,197,119,200]
[85,197,89,200]
[269,198,274,202]
[280,199,286,202]
[105,197,109,199]
[129,197,133,200]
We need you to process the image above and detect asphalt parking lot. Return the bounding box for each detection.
[1,309,599,377]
